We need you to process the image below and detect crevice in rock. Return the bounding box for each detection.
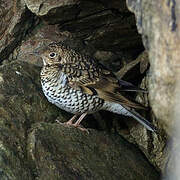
[0,0,168,177]
[38,2,44,14]
[0,8,38,64]
[168,0,177,31]
[58,8,115,25]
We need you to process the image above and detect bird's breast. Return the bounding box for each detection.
[41,74,104,114]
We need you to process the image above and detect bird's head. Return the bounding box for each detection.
[34,43,66,66]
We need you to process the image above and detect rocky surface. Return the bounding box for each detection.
[1,0,178,178]
[0,0,35,62]
[126,0,180,174]
[0,61,160,179]
[24,0,80,17]
[126,0,180,133]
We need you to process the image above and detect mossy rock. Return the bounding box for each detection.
[0,61,160,179]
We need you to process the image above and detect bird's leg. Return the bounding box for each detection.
[74,113,87,126]
[73,113,88,133]
[55,114,78,125]
[56,113,89,133]
[66,114,78,125]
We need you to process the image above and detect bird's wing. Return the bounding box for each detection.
[118,79,147,93]
[60,55,145,109]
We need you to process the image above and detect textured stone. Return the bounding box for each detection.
[0,0,168,177]
[115,53,167,171]
[6,22,97,67]
[24,0,80,24]
[0,61,61,179]
[0,61,160,179]
[6,18,161,173]
[126,0,180,133]
[0,0,35,62]
[23,0,143,57]
[11,24,64,66]
[27,123,160,180]
[164,73,180,179]
[58,3,143,54]
[126,0,180,172]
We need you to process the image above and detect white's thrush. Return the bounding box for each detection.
[38,42,156,132]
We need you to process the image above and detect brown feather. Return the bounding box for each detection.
[62,66,145,110]
[96,90,146,109]
[55,48,145,110]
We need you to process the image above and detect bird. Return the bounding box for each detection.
[35,42,156,132]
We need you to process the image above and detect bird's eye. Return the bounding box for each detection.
[49,52,56,58]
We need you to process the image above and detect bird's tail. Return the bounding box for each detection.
[102,102,157,132]
[125,108,157,132]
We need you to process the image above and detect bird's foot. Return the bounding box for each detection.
[55,114,78,126]
[55,113,89,133]
[72,123,89,133]
[56,120,89,133]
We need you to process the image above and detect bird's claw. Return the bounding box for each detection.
[55,119,89,133]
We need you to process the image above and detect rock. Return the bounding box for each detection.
[24,0,80,24]
[0,61,160,179]
[126,0,180,133]
[0,61,61,179]
[23,0,143,58]
[5,22,96,67]
[8,24,65,66]
[27,123,160,180]
[0,0,35,62]
[58,2,143,55]
[115,51,147,78]
[0,0,165,178]
[6,0,144,73]
[164,75,180,179]
[94,50,122,71]
[113,52,167,171]
[126,0,180,172]
[5,19,162,173]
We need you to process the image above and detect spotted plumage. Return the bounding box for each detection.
[37,42,156,132]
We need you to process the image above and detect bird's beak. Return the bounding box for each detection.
[29,45,48,57]
[29,51,40,57]
[29,46,49,66]
[29,46,43,57]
